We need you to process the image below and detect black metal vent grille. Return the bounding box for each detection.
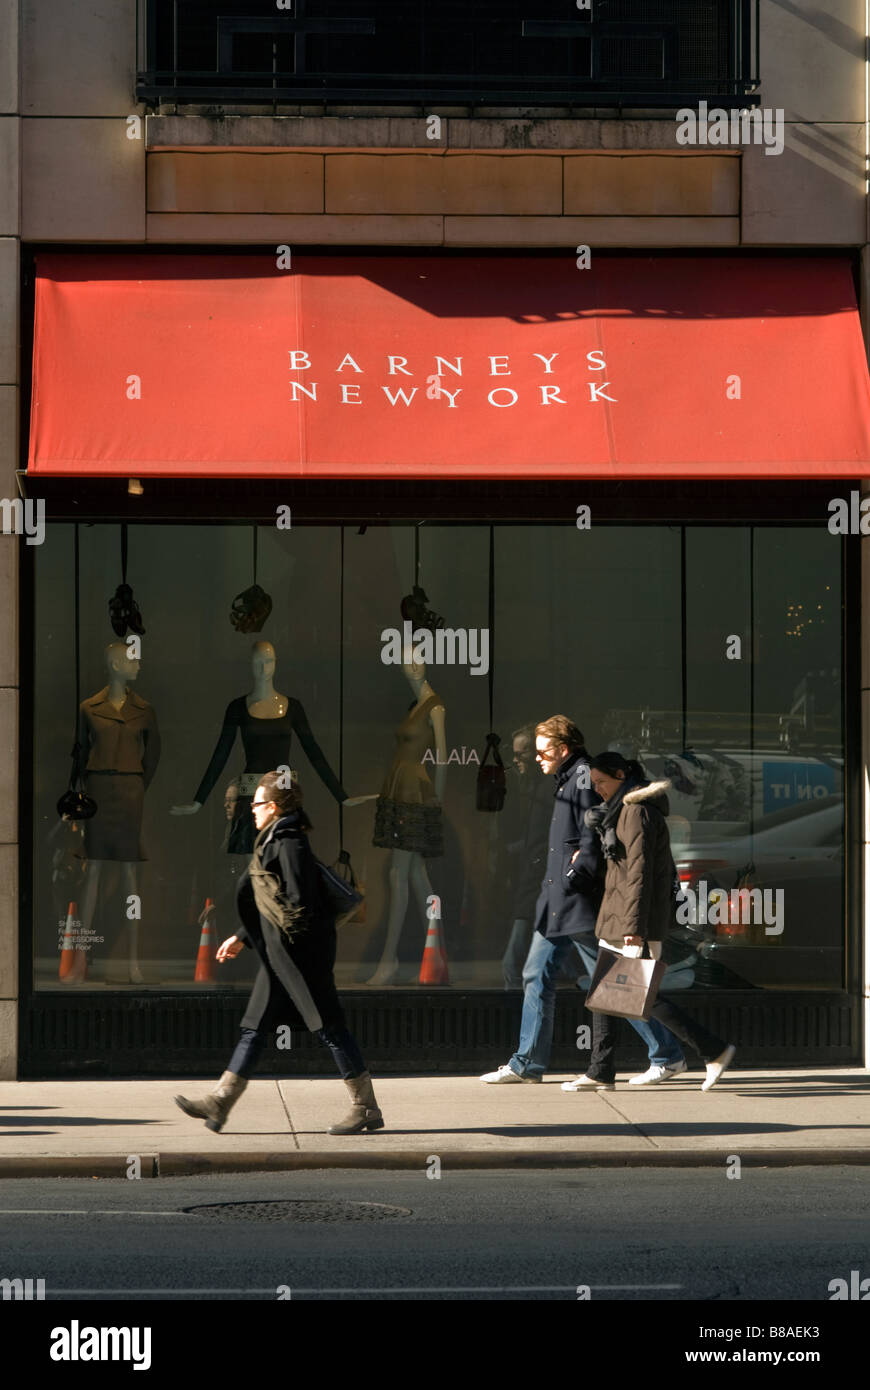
[21,991,858,1077]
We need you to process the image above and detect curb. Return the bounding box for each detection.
[1,1148,870,1178]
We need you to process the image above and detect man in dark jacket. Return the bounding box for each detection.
[481,715,685,1083]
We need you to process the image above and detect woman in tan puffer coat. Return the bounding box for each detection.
[593,774,675,953]
[570,752,736,1093]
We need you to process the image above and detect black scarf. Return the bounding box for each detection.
[584,774,647,860]
[248,815,308,940]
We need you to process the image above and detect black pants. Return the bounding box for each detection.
[588,996,726,1083]
[228,1024,367,1081]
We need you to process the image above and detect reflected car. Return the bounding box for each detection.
[671,795,843,988]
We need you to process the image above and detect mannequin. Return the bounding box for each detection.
[172,641,361,852]
[73,643,161,985]
[365,652,447,985]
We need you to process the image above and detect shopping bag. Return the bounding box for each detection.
[584,946,666,1020]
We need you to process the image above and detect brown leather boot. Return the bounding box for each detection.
[174,1071,248,1133]
[327,1071,384,1135]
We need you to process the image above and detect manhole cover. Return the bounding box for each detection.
[180,1200,413,1223]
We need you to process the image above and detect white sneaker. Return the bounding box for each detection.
[629,1060,688,1086]
[561,1074,615,1092]
[701,1044,736,1092]
[480,1064,540,1084]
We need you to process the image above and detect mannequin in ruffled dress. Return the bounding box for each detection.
[362,654,447,985]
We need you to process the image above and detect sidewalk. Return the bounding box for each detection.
[0,1068,868,1176]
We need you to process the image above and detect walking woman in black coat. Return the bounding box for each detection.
[175,771,383,1135]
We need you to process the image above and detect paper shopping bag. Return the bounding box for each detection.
[584,948,666,1021]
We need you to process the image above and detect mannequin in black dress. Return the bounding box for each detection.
[171,641,360,852]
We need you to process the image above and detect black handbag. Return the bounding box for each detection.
[58,526,97,822]
[476,527,506,813]
[230,530,272,632]
[108,526,146,637]
[317,853,364,924]
[57,772,97,823]
[476,732,506,812]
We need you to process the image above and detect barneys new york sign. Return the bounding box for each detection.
[286,349,617,409]
[29,254,870,478]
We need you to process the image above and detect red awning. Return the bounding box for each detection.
[27,252,870,479]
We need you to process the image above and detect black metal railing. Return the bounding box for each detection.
[136,0,759,108]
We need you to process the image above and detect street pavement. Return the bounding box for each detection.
[0,1066,868,1175]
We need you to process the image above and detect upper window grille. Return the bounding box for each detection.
[136,0,760,108]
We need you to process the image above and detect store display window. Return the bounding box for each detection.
[32,520,844,992]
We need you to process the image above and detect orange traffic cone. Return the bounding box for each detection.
[194,898,216,984]
[419,914,449,985]
[58,901,87,982]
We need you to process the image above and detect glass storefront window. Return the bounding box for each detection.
[33,520,844,993]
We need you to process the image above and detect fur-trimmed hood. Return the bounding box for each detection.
[623,778,671,816]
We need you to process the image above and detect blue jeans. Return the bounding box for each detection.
[228,1024,367,1081]
[508,931,684,1080]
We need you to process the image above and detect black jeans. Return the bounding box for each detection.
[228,1024,367,1081]
[588,996,726,1083]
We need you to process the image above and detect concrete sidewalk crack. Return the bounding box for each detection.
[598,1094,661,1149]
[276,1081,301,1150]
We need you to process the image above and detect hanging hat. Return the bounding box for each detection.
[108,582,146,638]
[400,584,443,632]
[230,583,272,633]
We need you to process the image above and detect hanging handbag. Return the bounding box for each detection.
[317,529,367,928]
[230,529,272,632]
[476,525,506,813]
[476,732,506,812]
[57,768,97,822]
[108,525,146,637]
[57,525,97,822]
[585,942,666,1021]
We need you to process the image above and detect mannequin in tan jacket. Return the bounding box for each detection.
[72,643,160,984]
